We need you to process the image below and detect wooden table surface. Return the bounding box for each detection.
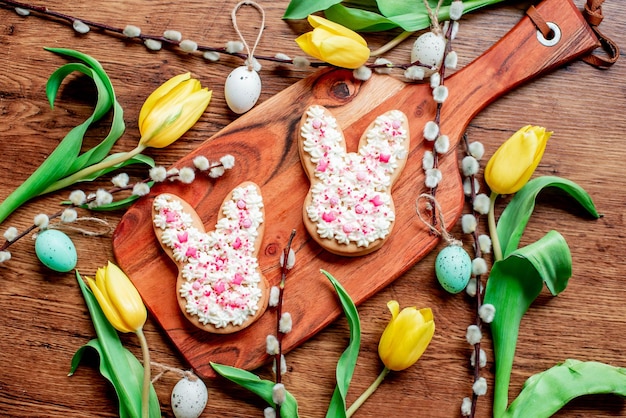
[0,0,624,417]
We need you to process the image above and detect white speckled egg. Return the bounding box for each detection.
[410,31,446,76]
[224,66,261,114]
[435,245,472,294]
[171,376,208,418]
[35,229,77,272]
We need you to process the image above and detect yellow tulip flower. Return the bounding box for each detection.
[378,300,435,371]
[347,300,435,416]
[484,125,552,195]
[138,72,212,148]
[295,15,370,69]
[86,261,147,333]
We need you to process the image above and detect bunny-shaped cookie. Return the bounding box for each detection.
[299,105,410,256]
[152,181,269,333]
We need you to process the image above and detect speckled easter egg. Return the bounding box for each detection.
[224,66,262,114]
[435,245,472,294]
[410,31,446,76]
[35,229,77,272]
[171,376,208,418]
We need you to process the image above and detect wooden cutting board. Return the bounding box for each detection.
[112,0,598,379]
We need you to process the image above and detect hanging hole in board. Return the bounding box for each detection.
[537,22,561,47]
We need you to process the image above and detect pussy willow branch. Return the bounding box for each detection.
[463,133,485,418]
[429,21,455,227]
[0,182,139,252]
[273,229,296,416]
[0,0,430,71]
[0,160,228,252]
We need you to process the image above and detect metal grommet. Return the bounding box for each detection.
[537,22,561,47]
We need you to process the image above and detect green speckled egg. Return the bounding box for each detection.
[435,245,472,293]
[35,229,77,272]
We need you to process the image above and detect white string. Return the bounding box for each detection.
[416,193,463,246]
[231,1,266,71]
[49,216,112,237]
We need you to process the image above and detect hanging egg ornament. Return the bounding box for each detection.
[224,66,262,114]
[435,244,472,293]
[35,229,78,272]
[171,376,209,418]
[410,31,446,77]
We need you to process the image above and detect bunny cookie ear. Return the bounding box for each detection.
[356,109,410,185]
[298,105,410,256]
[152,181,269,334]
[298,105,347,183]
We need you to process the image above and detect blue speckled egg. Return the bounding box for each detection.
[435,245,472,293]
[35,229,77,272]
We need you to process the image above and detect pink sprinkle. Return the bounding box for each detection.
[357,171,367,181]
[392,120,401,129]
[343,224,354,233]
[312,118,322,129]
[214,281,226,294]
[317,158,329,172]
[329,196,339,206]
[355,204,364,214]
[232,273,244,285]
[192,281,201,291]
[237,199,246,209]
[232,237,242,249]
[379,153,391,163]
[165,211,177,223]
[177,231,188,243]
[322,211,336,222]
[370,195,383,207]
[185,247,198,258]
[241,218,252,228]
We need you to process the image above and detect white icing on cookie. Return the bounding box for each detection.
[153,184,265,329]
[300,105,409,250]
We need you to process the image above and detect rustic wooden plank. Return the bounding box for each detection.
[0,0,625,416]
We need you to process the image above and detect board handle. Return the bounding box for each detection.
[442,0,599,139]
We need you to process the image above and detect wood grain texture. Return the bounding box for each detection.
[0,0,625,417]
[112,0,600,379]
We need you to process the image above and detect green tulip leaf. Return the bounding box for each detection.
[282,0,343,19]
[210,362,299,418]
[0,48,125,223]
[321,270,361,418]
[324,4,399,32]
[286,0,508,32]
[504,359,626,418]
[71,272,160,418]
[484,230,572,417]
[497,176,600,257]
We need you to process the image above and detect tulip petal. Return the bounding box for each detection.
[295,33,324,61]
[387,300,399,319]
[141,89,212,148]
[485,126,551,195]
[104,261,147,332]
[86,276,134,333]
[307,15,367,46]
[139,72,190,127]
[378,303,435,371]
[296,14,370,69]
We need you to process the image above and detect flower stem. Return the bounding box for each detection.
[370,31,413,56]
[488,191,503,261]
[136,328,151,418]
[346,367,390,417]
[40,144,146,195]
